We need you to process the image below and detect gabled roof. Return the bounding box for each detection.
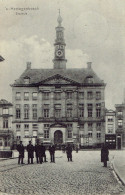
[12,67,105,87]
[0,99,13,106]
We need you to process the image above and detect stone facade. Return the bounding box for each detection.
[115,104,125,149]
[11,13,106,147]
[105,109,116,149]
[0,99,13,150]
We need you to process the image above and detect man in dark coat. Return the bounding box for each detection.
[49,144,55,163]
[41,143,47,162]
[101,143,109,167]
[66,144,72,161]
[17,141,25,164]
[38,143,44,164]
[35,141,40,163]
[27,141,34,164]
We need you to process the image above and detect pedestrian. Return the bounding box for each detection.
[35,141,40,163]
[27,141,34,164]
[17,141,25,164]
[66,144,72,161]
[101,143,109,167]
[75,145,79,153]
[41,143,47,162]
[49,144,55,163]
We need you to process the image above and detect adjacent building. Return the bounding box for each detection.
[0,99,13,150]
[11,13,106,147]
[105,109,116,149]
[115,104,125,149]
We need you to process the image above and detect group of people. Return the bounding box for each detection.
[17,141,56,164]
[17,141,109,167]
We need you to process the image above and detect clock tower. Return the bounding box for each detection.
[53,11,67,69]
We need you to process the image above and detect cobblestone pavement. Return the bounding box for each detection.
[0,150,125,195]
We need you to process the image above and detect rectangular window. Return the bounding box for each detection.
[79,92,84,99]
[44,130,49,139]
[67,124,72,128]
[32,124,38,130]
[55,109,61,118]
[108,124,113,133]
[3,118,8,128]
[88,123,93,131]
[44,109,49,118]
[118,120,123,128]
[24,131,29,137]
[88,104,93,117]
[43,92,50,100]
[32,104,37,119]
[87,91,93,100]
[54,92,61,100]
[16,124,21,131]
[80,124,84,130]
[97,132,101,138]
[16,136,21,140]
[33,131,37,138]
[107,116,113,122]
[0,139,3,146]
[118,111,123,116]
[24,104,29,119]
[96,109,101,118]
[16,104,21,119]
[32,92,38,100]
[66,92,72,99]
[96,123,101,131]
[68,129,72,138]
[16,92,21,100]
[24,92,29,100]
[96,92,101,100]
[3,108,9,115]
[88,132,92,138]
[67,104,72,109]
[44,124,50,128]
[79,109,84,118]
[24,124,29,130]
[67,109,72,117]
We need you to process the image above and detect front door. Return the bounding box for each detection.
[117,136,121,149]
[54,130,63,144]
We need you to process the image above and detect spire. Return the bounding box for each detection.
[53,11,67,69]
[57,9,62,27]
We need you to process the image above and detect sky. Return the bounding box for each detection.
[0,0,125,109]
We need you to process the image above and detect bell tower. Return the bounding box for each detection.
[53,10,67,69]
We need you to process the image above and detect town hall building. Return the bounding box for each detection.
[11,13,106,147]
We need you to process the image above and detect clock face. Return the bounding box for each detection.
[56,50,63,57]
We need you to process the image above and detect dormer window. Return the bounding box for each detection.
[85,76,93,84]
[24,76,30,84]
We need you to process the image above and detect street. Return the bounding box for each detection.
[0,150,125,195]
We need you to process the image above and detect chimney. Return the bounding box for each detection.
[87,62,92,69]
[27,62,31,69]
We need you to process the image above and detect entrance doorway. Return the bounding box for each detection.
[117,135,121,149]
[54,130,63,145]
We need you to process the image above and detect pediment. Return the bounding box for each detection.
[38,74,79,85]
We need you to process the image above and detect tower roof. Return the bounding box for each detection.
[57,9,63,26]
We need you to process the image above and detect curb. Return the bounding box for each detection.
[0,157,18,161]
[112,158,125,186]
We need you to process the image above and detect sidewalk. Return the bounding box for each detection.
[112,150,125,185]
